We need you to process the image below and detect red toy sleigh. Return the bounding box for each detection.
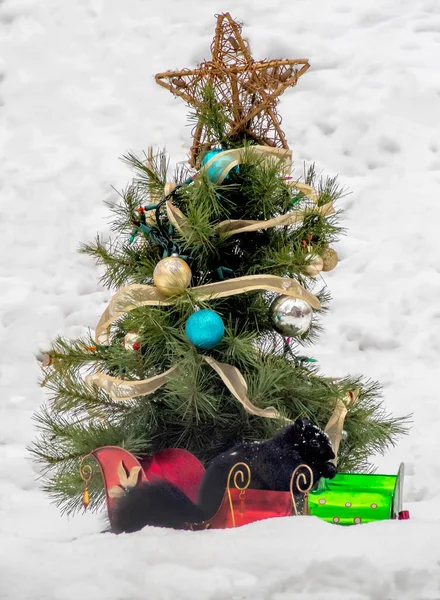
[80,445,410,530]
[80,446,314,531]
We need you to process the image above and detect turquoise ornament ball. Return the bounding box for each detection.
[185,309,225,350]
[201,148,239,183]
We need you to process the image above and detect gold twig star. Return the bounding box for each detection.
[155,13,310,167]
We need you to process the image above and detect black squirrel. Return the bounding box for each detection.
[111,418,336,533]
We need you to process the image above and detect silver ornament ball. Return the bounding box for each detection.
[270,295,313,337]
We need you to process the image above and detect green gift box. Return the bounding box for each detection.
[308,464,405,525]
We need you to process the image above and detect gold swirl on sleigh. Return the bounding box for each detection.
[290,464,314,516]
[226,462,252,527]
[79,453,94,509]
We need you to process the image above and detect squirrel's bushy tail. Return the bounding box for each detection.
[111,480,206,533]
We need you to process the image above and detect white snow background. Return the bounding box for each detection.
[1,0,440,598]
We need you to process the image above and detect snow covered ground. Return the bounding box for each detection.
[1,0,440,597]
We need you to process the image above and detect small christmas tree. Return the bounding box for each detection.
[31,13,408,516]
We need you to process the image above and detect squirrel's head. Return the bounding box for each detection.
[276,418,336,463]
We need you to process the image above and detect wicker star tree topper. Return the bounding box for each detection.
[155,13,310,167]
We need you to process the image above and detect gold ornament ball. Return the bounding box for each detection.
[322,247,339,272]
[153,256,192,296]
[302,253,324,277]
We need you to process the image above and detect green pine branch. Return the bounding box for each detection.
[189,84,229,152]
[121,148,168,202]
[79,236,160,289]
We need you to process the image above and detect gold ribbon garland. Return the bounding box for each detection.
[165,146,335,240]
[86,357,281,419]
[214,202,335,238]
[95,274,321,344]
[195,144,328,211]
[166,195,334,240]
[324,388,359,461]
[86,366,177,400]
[289,182,318,203]
[166,201,193,237]
[85,361,358,453]
[203,356,281,418]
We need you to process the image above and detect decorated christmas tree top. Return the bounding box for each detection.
[31,13,408,516]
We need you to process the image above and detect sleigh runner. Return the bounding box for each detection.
[80,446,410,531]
